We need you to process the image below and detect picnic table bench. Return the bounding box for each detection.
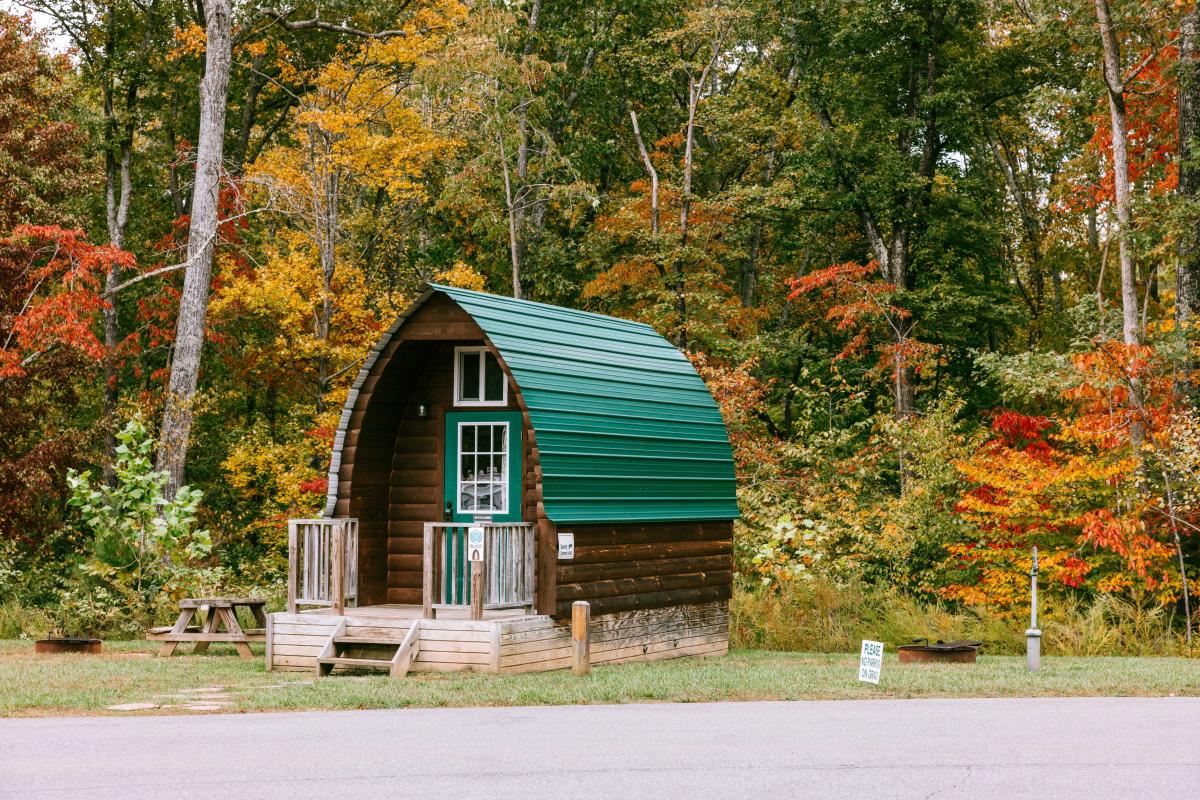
[146,598,267,659]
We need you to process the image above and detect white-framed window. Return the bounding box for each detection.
[454,345,508,406]
[457,421,509,514]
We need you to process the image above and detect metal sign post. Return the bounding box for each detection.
[1026,546,1041,672]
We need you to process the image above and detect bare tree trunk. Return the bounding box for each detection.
[1095,0,1145,446]
[675,44,721,348]
[990,134,1060,316]
[157,0,232,496]
[1178,10,1200,367]
[630,110,659,236]
[497,127,523,300]
[1095,0,1140,347]
[741,218,763,307]
[231,52,265,175]
[509,0,541,301]
[1162,467,1194,645]
[102,137,133,483]
[308,122,339,415]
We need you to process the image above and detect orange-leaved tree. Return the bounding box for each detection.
[0,226,132,383]
[948,341,1183,617]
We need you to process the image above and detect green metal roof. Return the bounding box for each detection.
[325,284,738,523]
[428,285,739,523]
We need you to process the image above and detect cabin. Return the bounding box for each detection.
[266,284,739,675]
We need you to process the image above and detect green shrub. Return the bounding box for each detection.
[65,419,214,625]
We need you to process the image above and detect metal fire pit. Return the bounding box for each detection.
[897,639,981,664]
[34,637,102,655]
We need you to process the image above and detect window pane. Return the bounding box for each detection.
[457,422,508,514]
[484,353,504,401]
[460,352,480,400]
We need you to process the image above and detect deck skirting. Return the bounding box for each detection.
[265,601,728,674]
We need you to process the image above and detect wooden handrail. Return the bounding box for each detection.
[422,522,536,619]
[288,518,358,614]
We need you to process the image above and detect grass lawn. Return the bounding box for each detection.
[1,639,1197,717]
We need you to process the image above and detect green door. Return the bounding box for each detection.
[443,411,524,523]
[440,411,523,605]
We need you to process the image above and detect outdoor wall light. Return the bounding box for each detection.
[416,399,431,418]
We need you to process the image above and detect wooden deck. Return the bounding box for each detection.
[265,601,729,675]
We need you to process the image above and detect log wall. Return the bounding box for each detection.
[553,521,733,617]
[335,294,541,606]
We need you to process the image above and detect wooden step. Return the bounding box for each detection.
[318,656,393,672]
[334,636,404,646]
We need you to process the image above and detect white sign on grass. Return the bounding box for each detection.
[858,640,884,684]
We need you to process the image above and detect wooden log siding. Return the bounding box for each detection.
[554,521,733,618]
[331,294,538,606]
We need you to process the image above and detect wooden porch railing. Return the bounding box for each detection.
[422,522,536,619]
[287,518,358,614]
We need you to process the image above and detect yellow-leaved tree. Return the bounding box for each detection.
[212,2,467,542]
[245,0,466,417]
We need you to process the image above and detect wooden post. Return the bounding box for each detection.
[331,521,345,616]
[264,612,275,672]
[536,516,557,616]
[470,560,484,621]
[422,523,435,619]
[571,600,590,676]
[286,521,298,615]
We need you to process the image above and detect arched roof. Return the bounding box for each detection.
[326,284,738,524]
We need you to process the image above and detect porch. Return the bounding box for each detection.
[266,600,729,676]
[270,518,560,675]
[266,602,554,675]
[285,517,537,616]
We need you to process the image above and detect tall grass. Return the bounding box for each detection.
[730,580,1192,657]
[0,603,51,640]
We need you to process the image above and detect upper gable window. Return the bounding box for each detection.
[454,346,507,406]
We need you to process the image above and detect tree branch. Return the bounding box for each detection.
[260,7,419,39]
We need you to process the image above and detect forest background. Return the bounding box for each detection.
[3,0,1200,655]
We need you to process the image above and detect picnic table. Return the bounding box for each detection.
[146,598,267,659]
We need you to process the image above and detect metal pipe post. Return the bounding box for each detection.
[1026,545,1041,672]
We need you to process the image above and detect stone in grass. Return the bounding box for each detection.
[180,702,231,711]
[107,702,159,712]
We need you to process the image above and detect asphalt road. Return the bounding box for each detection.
[2,697,1197,799]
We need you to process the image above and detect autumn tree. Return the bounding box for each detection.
[247,1,465,413]
[0,14,107,550]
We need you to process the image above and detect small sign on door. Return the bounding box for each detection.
[467,526,485,561]
[557,532,575,560]
[858,640,884,684]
